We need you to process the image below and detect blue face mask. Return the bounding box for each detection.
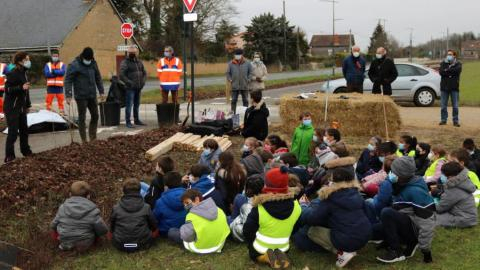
[367,144,375,151]
[379,156,385,163]
[313,135,318,142]
[388,171,398,183]
[446,55,454,63]
[184,203,193,211]
[440,174,448,184]
[23,60,32,69]
[398,143,405,151]
[303,119,312,126]
[164,52,172,58]
[202,149,211,156]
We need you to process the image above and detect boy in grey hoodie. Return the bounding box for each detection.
[51,181,108,251]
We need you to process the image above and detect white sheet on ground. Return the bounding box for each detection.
[3,110,67,134]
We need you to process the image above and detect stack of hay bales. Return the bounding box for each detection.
[279,93,402,138]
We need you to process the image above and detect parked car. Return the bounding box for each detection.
[320,63,441,107]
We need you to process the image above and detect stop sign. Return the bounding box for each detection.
[120,23,134,39]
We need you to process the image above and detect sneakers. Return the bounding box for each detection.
[439,121,447,126]
[336,251,357,268]
[126,122,135,129]
[454,122,461,127]
[274,249,291,269]
[134,120,146,126]
[376,249,406,263]
[404,243,419,258]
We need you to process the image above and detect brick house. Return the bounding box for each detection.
[0,0,141,78]
[309,34,354,57]
[461,40,480,60]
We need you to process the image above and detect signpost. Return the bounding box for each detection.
[183,0,198,124]
[120,23,134,56]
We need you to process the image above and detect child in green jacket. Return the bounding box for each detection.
[291,112,314,166]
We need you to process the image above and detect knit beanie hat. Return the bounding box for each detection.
[331,166,355,182]
[81,47,94,60]
[391,156,416,179]
[263,166,289,194]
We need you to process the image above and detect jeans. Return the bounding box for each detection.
[125,89,141,123]
[231,90,249,113]
[378,207,417,252]
[440,90,459,123]
[76,98,99,143]
[5,111,31,158]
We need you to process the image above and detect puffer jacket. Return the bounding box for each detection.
[198,147,222,173]
[110,193,157,249]
[436,169,478,228]
[50,196,108,250]
[242,101,270,141]
[249,61,268,90]
[291,124,315,166]
[120,56,147,90]
[65,56,104,100]
[230,197,254,242]
[153,187,187,234]
[226,58,252,91]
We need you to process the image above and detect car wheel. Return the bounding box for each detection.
[414,88,435,107]
[334,87,347,94]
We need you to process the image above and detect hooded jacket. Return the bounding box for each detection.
[301,181,372,252]
[143,174,165,210]
[243,189,301,245]
[64,56,104,100]
[110,193,157,248]
[291,124,315,166]
[50,196,108,250]
[241,152,265,177]
[242,101,269,141]
[249,61,268,90]
[356,148,382,179]
[198,147,222,173]
[190,174,227,213]
[153,187,187,234]
[436,169,478,228]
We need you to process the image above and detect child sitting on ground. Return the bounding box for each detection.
[448,149,480,206]
[241,137,265,176]
[243,167,301,269]
[178,189,230,254]
[356,136,383,180]
[199,139,222,173]
[436,162,478,228]
[396,135,417,157]
[51,181,108,251]
[185,164,226,212]
[415,143,431,176]
[424,145,447,185]
[153,172,187,240]
[264,134,289,158]
[361,141,398,197]
[110,178,158,252]
[230,174,264,242]
[144,156,175,209]
[279,152,309,188]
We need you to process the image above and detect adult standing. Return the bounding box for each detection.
[439,50,462,127]
[157,46,183,104]
[43,51,66,114]
[368,47,398,96]
[242,90,269,141]
[226,49,251,113]
[249,52,267,92]
[342,46,366,93]
[4,52,33,163]
[120,46,147,128]
[65,47,105,143]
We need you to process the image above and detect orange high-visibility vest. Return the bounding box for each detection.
[157,57,183,90]
[0,63,6,90]
[46,62,65,87]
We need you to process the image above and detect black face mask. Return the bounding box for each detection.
[128,53,136,59]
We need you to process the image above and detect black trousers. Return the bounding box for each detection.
[377,207,417,252]
[231,90,249,113]
[5,111,31,158]
[372,83,392,96]
[347,82,364,93]
[76,98,99,143]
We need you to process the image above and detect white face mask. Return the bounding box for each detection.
[188,175,195,183]
[242,144,250,152]
[52,56,59,62]
[428,152,434,160]
[253,57,260,62]
[235,55,242,60]
[376,54,383,59]
[352,52,360,58]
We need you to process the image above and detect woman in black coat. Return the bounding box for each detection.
[242,90,269,141]
[4,52,33,163]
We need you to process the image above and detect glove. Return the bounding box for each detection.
[152,229,160,239]
[422,250,432,263]
[50,230,59,241]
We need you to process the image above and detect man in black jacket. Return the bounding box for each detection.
[65,47,105,143]
[368,47,398,96]
[120,46,147,128]
[242,90,269,141]
[439,50,462,127]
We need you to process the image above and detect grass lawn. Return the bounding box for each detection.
[459,61,480,106]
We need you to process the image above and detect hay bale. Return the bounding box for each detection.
[279,93,402,138]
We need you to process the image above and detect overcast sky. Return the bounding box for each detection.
[232,0,480,50]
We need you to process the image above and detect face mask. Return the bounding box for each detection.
[323,136,330,146]
[242,145,250,152]
[303,119,312,126]
[188,175,196,183]
[313,135,318,143]
[83,59,92,65]
[446,55,454,62]
[440,174,448,184]
[352,52,360,58]
[469,150,475,156]
[202,148,211,156]
[253,57,260,63]
[52,57,59,62]
[128,53,136,59]
[367,144,376,151]
[23,60,32,69]
[388,171,398,183]
[376,54,383,59]
[235,55,242,60]
[379,156,385,163]
[184,203,193,211]
[398,143,405,151]
[164,52,172,58]
[428,152,434,160]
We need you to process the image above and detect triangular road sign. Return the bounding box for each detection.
[183,0,198,13]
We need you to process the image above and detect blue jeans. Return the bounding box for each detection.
[440,90,459,123]
[126,89,141,123]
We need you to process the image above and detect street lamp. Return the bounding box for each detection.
[283,0,287,71]
[319,0,340,76]
[406,28,413,62]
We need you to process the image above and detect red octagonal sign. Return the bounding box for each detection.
[121,23,134,39]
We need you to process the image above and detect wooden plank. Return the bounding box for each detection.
[145,132,184,161]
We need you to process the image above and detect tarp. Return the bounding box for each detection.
[3,110,68,134]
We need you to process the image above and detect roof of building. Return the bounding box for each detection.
[462,40,480,50]
[0,0,140,52]
[310,34,354,47]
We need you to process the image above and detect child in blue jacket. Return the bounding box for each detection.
[184,164,226,213]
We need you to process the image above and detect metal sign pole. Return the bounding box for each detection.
[190,22,195,124]
[183,5,188,101]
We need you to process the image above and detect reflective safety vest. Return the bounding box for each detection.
[425,157,446,177]
[157,57,183,91]
[396,149,416,158]
[46,62,65,87]
[253,201,301,254]
[0,63,6,90]
[467,170,480,207]
[183,207,230,254]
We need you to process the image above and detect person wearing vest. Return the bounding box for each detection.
[157,46,183,104]
[448,148,480,207]
[178,189,230,254]
[396,135,417,158]
[43,51,66,114]
[424,145,447,184]
[0,62,10,115]
[243,167,301,269]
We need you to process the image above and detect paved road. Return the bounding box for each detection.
[29,68,340,106]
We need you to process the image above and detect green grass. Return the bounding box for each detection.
[459,61,480,106]
[141,75,341,104]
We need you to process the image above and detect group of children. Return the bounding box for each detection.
[50,112,480,269]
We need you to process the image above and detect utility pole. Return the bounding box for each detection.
[296,26,300,69]
[44,0,51,55]
[407,28,413,63]
[348,29,352,52]
[332,0,335,76]
[378,18,387,32]
[283,0,287,71]
[446,27,450,51]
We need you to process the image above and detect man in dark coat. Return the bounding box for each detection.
[242,90,269,141]
[65,47,105,143]
[342,46,366,93]
[368,47,398,96]
[439,50,462,127]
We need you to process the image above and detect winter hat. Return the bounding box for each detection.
[331,166,355,182]
[81,47,94,60]
[263,166,289,194]
[391,156,416,179]
[234,48,244,55]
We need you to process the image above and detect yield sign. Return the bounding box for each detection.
[183,0,197,13]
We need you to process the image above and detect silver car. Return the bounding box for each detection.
[320,63,441,107]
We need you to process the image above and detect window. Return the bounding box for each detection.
[414,67,429,76]
[396,64,420,77]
